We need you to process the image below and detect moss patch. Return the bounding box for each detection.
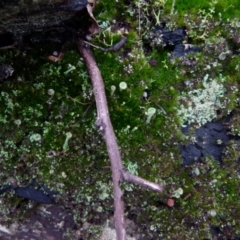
[0,0,240,239]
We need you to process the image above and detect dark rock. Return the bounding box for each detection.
[210,225,222,238]
[172,44,202,57]
[15,186,55,204]
[0,185,12,195]
[181,121,229,165]
[60,0,88,11]
[160,27,186,46]
[148,24,202,57]
[148,25,186,47]
[181,144,202,165]
[0,64,14,81]
[0,181,58,204]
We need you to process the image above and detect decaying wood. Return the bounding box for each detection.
[77,39,164,240]
[0,0,99,49]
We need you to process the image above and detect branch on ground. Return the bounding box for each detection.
[77,38,164,240]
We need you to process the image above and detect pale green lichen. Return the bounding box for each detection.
[29,133,42,142]
[119,81,127,90]
[62,132,72,152]
[64,64,76,75]
[47,89,55,96]
[145,107,156,124]
[110,85,116,96]
[177,74,226,126]
[171,187,184,198]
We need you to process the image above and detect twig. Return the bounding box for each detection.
[83,36,127,52]
[0,42,17,50]
[66,94,91,105]
[122,170,164,192]
[77,38,164,240]
[80,100,95,123]
[77,39,126,240]
[155,103,167,115]
[171,0,176,15]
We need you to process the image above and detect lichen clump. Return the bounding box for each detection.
[177,74,226,126]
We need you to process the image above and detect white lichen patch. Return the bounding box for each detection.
[177,74,226,126]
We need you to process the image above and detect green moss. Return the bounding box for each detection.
[164,0,240,19]
[0,0,240,238]
[215,0,240,19]
[168,0,210,15]
[123,155,240,238]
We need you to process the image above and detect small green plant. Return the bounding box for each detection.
[63,132,72,152]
